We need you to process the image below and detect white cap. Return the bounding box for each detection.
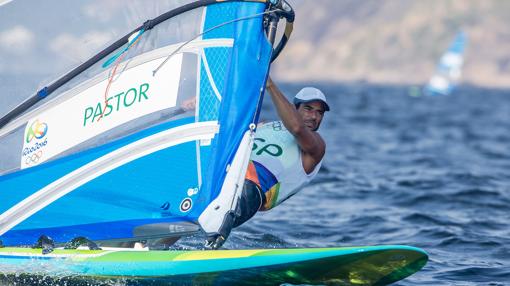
[293,87,330,111]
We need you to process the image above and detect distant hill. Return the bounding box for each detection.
[271,0,510,88]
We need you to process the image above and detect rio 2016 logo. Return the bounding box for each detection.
[25,120,48,143]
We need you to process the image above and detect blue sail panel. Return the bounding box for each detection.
[447,32,466,54]
[192,2,273,217]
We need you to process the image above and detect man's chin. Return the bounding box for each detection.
[311,123,321,131]
[305,124,319,131]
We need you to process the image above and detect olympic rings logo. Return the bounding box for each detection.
[25,151,43,166]
[26,120,48,143]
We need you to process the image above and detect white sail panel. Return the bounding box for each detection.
[21,54,183,169]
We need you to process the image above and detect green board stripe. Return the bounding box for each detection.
[0,245,426,262]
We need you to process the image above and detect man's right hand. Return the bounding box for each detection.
[180,97,196,111]
[266,76,274,89]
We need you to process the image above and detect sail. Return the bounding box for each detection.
[0,0,293,246]
[424,32,467,96]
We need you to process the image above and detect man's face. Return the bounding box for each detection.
[297,101,325,131]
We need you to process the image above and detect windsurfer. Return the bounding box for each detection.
[205,77,329,249]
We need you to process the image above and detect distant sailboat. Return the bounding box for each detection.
[424,32,467,96]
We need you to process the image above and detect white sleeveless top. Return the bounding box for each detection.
[250,121,322,210]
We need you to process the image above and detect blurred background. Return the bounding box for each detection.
[1,0,509,93]
[271,0,510,88]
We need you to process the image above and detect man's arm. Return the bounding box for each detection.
[265,77,325,171]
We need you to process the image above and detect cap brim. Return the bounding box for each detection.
[293,98,330,111]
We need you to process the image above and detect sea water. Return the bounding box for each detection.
[214,83,509,286]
